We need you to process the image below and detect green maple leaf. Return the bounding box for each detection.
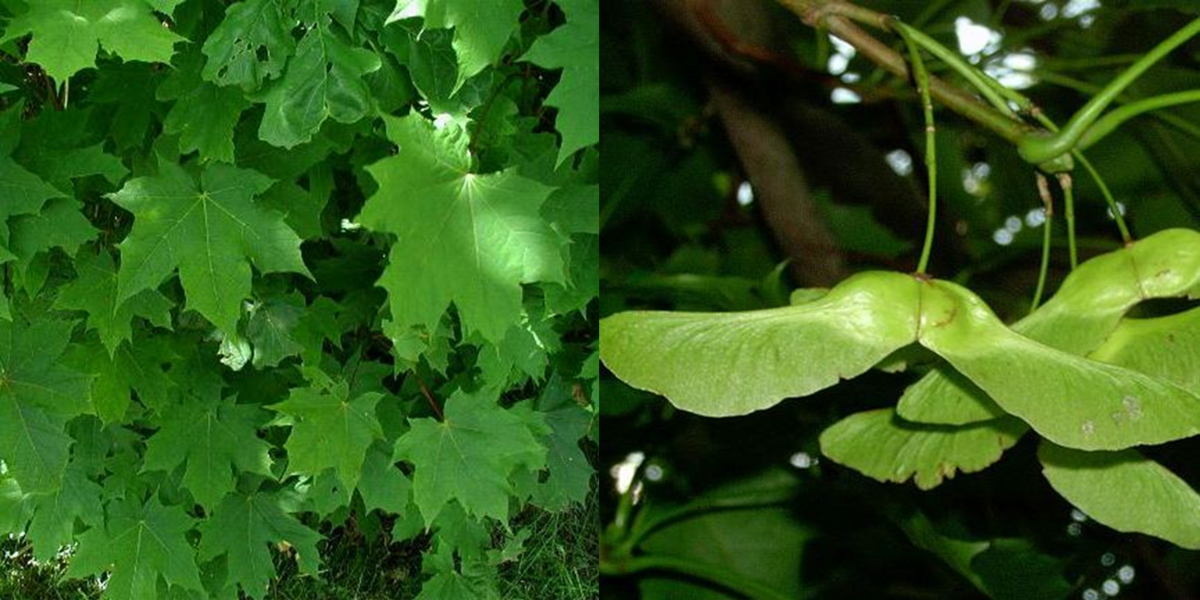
[358,442,414,515]
[380,22,458,105]
[159,52,250,163]
[522,0,598,165]
[90,342,176,423]
[245,292,305,368]
[417,570,491,600]
[529,374,593,510]
[395,390,548,525]
[110,160,310,333]
[388,0,524,84]
[23,464,103,561]
[257,0,381,148]
[270,378,384,489]
[142,392,274,511]
[358,114,563,343]
[198,492,323,600]
[144,0,186,15]
[8,198,98,270]
[0,317,91,493]
[0,0,185,82]
[66,497,204,600]
[55,249,174,357]
[14,107,130,189]
[0,156,66,251]
[202,0,295,89]
[62,335,176,424]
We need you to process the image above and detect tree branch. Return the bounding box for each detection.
[774,0,1036,144]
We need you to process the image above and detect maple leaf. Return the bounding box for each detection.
[55,249,173,357]
[13,108,131,190]
[63,336,175,425]
[257,1,381,148]
[23,464,103,561]
[7,199,98,273]
[0,156,66,251]
[159,52,250,164]
[529,374,593,510]
[358,114,563,343]
[358,443,414,515]
[202,0,295,89]
[198,492,323,600]
[0,317,91,493]
[110,160,310,333]
[395,390,548,525]
[245,292,305,368]
[388,0,525,84]
[67,497,204,600]
[142,391,274,511]
[523,0,599,165]
[269,378,384,490]
[0,0,185,82]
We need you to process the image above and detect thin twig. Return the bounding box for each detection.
[774,0,1035,144]
[413,373,444,421]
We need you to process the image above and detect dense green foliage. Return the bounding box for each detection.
[601,0,1200,598]
[0,0,599,598]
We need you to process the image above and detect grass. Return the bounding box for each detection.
[499,491,600,600]
[0,487,598,600]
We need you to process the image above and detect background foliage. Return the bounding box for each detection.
[0,0,599,598]
[600,0,1199,598]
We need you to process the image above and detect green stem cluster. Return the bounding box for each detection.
[781,0,1180,265]
[1018,16,1200,164]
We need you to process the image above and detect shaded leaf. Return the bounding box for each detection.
[198,492,323,600]
[142,392,274,511]
[202,0,295,89]
[269,379,384,489]
[387,0,524,83]
[0,317,90,492]
[1039,441,1200,549]
[110,161,309,333]
[67,497,204,600]
[522,0,598,165]
[55,249,173,356]
[819,408,1027,490]
[395,390,547,525]
[257,1,381,148]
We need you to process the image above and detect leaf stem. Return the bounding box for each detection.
[895,22,938,275]
[1033,70,1200,144]
[1072,151,1131,244]
[1017,15,1200,164]
[775,0,1033,144]
[1059,173,1077,269]
[1031,174,1053,312]
[1078,90,1200,151]
[601,555,795,600]
[623,489,796,550]
[413,373,444,420]
[890,21,1020,120]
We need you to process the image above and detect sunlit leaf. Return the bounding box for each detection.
[900,228,1200,425]
[600,271,921,416]
[920,279,1200,450]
